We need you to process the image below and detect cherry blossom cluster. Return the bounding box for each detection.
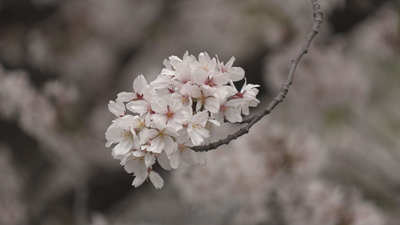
[105,52,260,189]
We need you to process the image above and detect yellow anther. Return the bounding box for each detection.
[121,130,132,141]
[198,61,208,71]
[167,111,173,119]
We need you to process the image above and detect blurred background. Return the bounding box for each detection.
[0,0,399,224]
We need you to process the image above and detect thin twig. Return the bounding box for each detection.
[193,0,323,152]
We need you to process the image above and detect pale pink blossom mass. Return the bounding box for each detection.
[105,52,260,189]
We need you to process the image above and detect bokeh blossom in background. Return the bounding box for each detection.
[0,0,399,225]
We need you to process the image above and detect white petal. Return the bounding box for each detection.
[143,85,156,100]
[170,151,181,169]
[180,106,193,120]
[124,158,139,174]
[226,107,242,123]
[167,119,183,131]
[196,128,209,138]
[117,92,136,102]
[241,105,250,115]
[201,85,215,97]
[157,152,172,170]
[145,153,156,168]
[208,119,221,127]
[105,124,122,143]
[162,125,179,137]
[211,72,230,85]
[175,63,192,83]
[132,176,147,188]
[105,141,113,148]
[133,75,147,94]
[163,59,172,70]
[195,68,209,84]
[229,67,245,82]
[139,128,159,145]
[225,56,235,69]
[170,99,182,112]
[127,100,148,115]
[132,151,145,158]
[125,159,147,177]
[185,83,202,98]
[190,130,204,146]
[177,129,190,143]
[131,116,145,130]
[213,111,224,124]
[112,138,133,155]
[195,101,202,112]
[163,136,176,156]
[148,136,165,153]
[151,98,169,114]
[192,110,208,125]
[151,114,168,125]
[108,100,125,117]
[204,97,220,114]
[115,115,136,130]
[171,110,186,126]
[198,52,206,63]
[160,68,175,76]
[169,55,182,69]
[226,98,244,107]
[149,171,164,189]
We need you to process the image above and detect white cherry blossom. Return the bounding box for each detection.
[105,116,140,155]
[218,56,245,82]
[140,123,178,156]
[187,110,209,146]
[228,80,260,115]
[150,97,190,131]
[171,135,207,169]
[213,99,242,123]
[157,152,173,170]
[186,84,220,113]
[124,152,148,177]
[132,176,147,188]
[149,170,164,189]
[131,169,164,189]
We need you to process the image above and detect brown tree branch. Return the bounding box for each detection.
[193,0,323,152]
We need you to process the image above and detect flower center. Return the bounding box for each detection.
[133,156,145,163]
[235,92,244,98]
[178,143,188,154]
[191,120,202,130]
[199,61,208,71]
[166,105,174,120]
[133,120,145,133]
[179,95,189,105]
[205,77,215,87]
[220,105,227,113]
[167,111,173,119]
[121,130,132,141]
[199,92,206,103]
[147,104,155,114]
[136,93,144,100]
